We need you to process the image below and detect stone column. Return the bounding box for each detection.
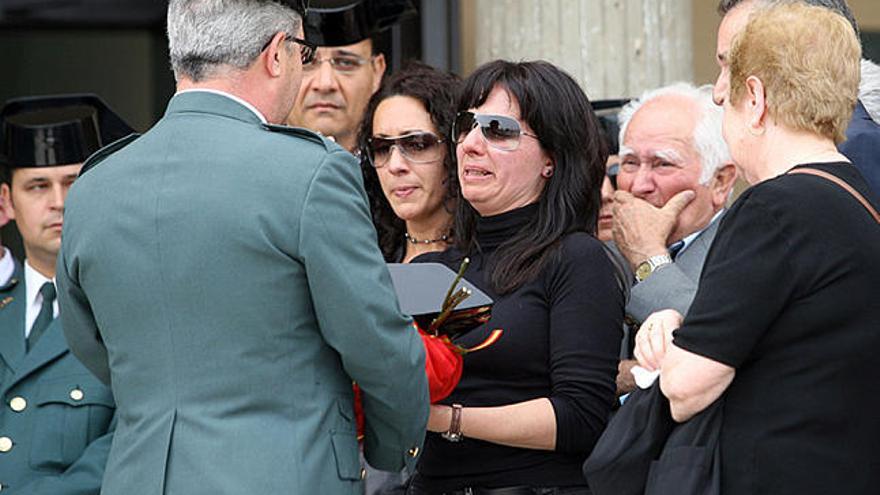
[470,0,693,99]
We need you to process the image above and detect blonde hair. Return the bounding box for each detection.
[728,1,861,143]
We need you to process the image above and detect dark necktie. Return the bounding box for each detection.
[27,282,56,351]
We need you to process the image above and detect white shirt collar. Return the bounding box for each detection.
[679,209,725,254]
[0,247,14,286]
[24,260,58,338]
[177,88,268,124]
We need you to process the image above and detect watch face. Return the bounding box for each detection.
[636,262,652,281]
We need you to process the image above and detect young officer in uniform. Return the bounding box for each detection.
[0,94,131,494]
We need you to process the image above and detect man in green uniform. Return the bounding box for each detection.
[287,0,414,152]
[0,94,130,494]
[56,1,428,494]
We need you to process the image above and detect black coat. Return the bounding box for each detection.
[583,382,722,495]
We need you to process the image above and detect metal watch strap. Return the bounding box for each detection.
[636,254,672,282]
[441,403,463,442]
[647,254,672,269]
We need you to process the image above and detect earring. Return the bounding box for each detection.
[542,168,554,178]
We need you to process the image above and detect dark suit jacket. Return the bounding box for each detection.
[0,263,115,494]
[839,100,880,202]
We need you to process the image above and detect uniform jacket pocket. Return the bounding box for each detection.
[330,431,361,481]
[29,375,115,470]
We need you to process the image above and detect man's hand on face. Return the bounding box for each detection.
[612,189,695,269]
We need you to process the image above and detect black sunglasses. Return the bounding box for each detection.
[366,132,445,168]
[261,34,317,65]
[452,111,539,151]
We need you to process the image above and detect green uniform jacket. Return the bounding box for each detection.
[56,91,429,494]
[0,263,116,494]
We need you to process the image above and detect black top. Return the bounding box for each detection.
[413,204,623,490]
[674,162,880,495]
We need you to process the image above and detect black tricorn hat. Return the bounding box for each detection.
[0,94,134,169]
[591,99,631,155]
[591,99,631,114]
[277,0,310,18]
[304,0,416,47]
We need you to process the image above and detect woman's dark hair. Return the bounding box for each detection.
[357,61,461,261]
[455,60,608,294]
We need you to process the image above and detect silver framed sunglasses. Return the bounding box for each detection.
[452,111,539,151]
[366,132,446,168]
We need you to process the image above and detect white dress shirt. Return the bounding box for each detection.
[176,88,269,124]
[0,247,14,286]
[24,261,58,338]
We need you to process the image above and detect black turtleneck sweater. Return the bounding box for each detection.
[412,204,623,491]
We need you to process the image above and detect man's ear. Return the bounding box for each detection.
[263,31,288,77]
[710,163,738,208]
[0,183,15,223]
[370,53,386,93]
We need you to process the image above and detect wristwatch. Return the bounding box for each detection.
[635,254,673,282]
[440,403,463,442]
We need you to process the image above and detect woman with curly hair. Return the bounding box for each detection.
[358,61,461,262]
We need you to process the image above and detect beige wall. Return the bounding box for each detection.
[691,0,722,86]
[463,0,880,91]
[459,0,693,99]
[852,0,880,30]
[693,0,880,86]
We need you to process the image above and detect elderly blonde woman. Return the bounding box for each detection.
[635,3,880,495]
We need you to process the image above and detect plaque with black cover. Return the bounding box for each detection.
[387,262,493,339]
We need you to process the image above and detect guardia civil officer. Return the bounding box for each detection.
[287,0,415,152]
[0,94,130,494]
[56,1,428,494]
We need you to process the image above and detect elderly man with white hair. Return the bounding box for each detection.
[612,83,737,395]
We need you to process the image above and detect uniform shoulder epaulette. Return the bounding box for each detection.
[0,276,20,295]
[79,133,141,176]
[262,123,330,150]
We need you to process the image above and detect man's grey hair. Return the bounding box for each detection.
[618,83,731,185]
[717,0,859,37]
[167,0,302,82]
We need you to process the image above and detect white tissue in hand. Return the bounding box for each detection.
[631,365,660,389]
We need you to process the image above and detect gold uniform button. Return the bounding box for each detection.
[359,468,366,480]
[69,388,84,401]
[0,436,12,453]
[9,397,26,412]
[407,446,420,457]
